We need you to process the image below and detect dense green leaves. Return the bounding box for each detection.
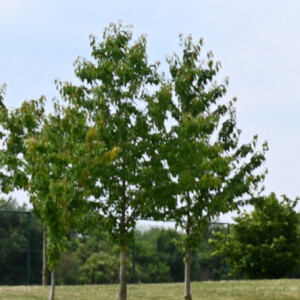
[164,35,267,250]
[0,92,117,270]
[0,198,43,285]
[57,24,170,250]
[54,226,229,285]
[211,193,300,279]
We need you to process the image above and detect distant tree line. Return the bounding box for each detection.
[0,197,228,285]
[0,197,43,285]
[1,195,299,286]
[56,225,229,285]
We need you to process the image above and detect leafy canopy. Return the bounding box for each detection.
[58,23,171,247]
[163,35,268,250]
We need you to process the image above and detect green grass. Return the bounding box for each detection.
[0,280,299,300]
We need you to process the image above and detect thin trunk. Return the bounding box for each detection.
[184,248,192,300]
[42,227,48,285]
[119,246,127,300]
[48,271,55,300]
[119,178,127,300]
[184,193,192,300]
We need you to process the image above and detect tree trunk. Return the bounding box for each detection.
[42,227,48,285]
[119,246,127,300]
[184,248,192,300]
[48,271,55,300]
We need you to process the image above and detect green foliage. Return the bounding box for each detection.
[164,35,268,252]
[0,196,24,210]
[0,85,8,192]
[57,230,120,285]
[56,228,172,285]
[0,91,44,194]
[194,224,229,281]
[25,101,109,270]
[132,228,181,283]
[0,197,43,285]
[211,193,300,279]
[79,251,120,284]
[0,88,116,270]
[54,226,230,284]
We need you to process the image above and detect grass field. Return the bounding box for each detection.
[0,279,299,300]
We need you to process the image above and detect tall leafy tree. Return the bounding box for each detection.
[56,23,170,300]
[164,36,268,300]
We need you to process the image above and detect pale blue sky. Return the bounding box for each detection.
[1,0,300,220]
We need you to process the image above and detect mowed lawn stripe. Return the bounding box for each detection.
[0,280,299,300]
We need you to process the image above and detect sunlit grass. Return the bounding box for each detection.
[0,279,299,300]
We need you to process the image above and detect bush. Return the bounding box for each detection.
[211,193,300,279]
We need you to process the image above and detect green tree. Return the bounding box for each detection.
[212,193,300,279]
[164,36,268,299]
[57,23,170,300]
[0,91,116,300]
[0,98,64,299]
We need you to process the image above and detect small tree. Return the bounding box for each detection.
[163,36,268,299]
[0,95,56,293]
[0,91,116,299]
[212,193,300,279]
[0,97,62,299]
